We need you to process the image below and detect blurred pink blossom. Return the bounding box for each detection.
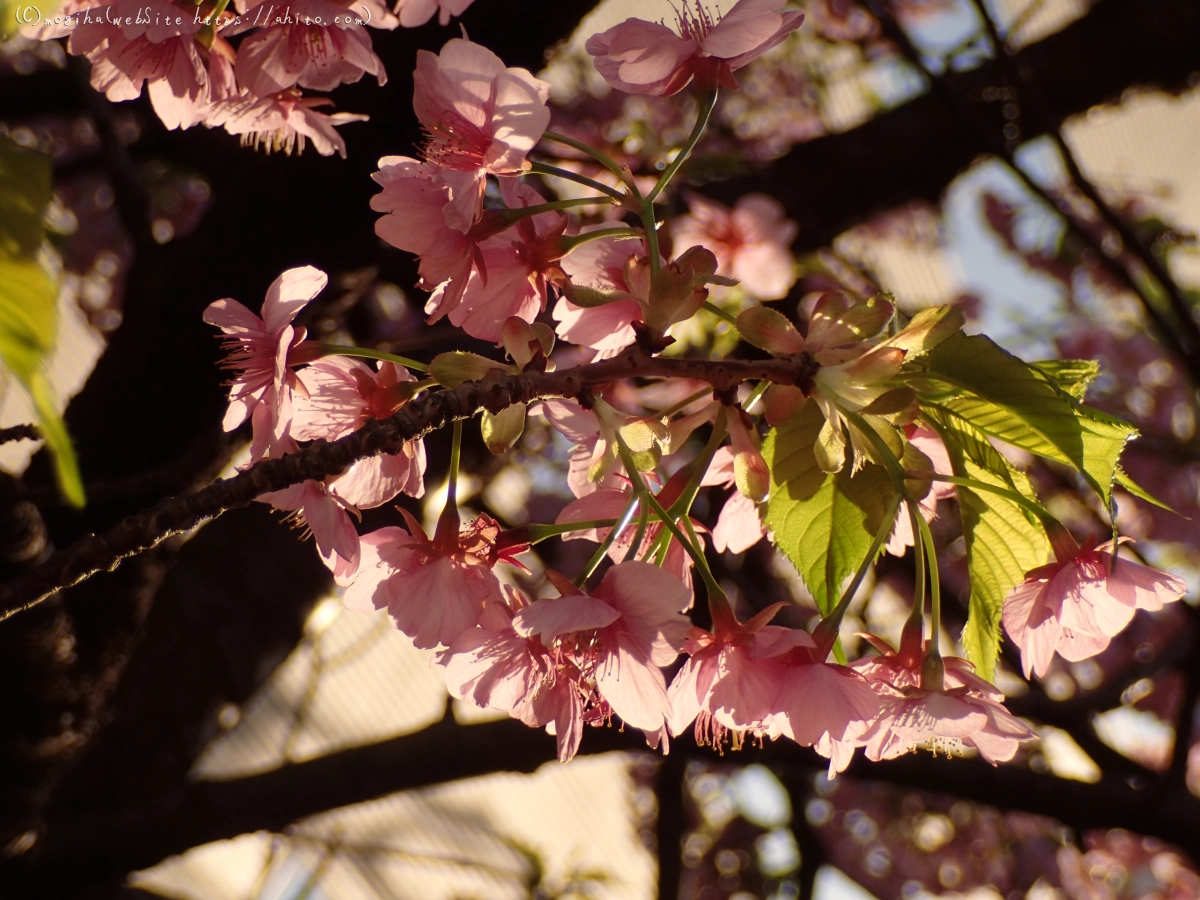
[586,0,804,96]
[207,89,367,157]
[672,193,797,300]
[393,0,475,27]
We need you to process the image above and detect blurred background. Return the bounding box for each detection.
[2,0,1200,897]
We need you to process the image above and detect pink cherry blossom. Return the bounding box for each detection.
[258,479,360,579]
[537,399,618,498]
[552,234,646,358]
[443,181,568,341]
[513,562,692,733]
[413,38,551,231]
[852,631,1035,764]
[371,156,478,312]
[70,0,214,130]
[885,425,956,556]
[586,0,804,96]
[701,447,766,554]
[672,193,797,300]
[1002,536,1187,679]
[207,89,368,158]
[342,511,516,648]
[440,589,589,762]
[203,265,327,462]
[291,356,426,508]
[393,0,475,27]
[771,646,882,764]
[666,602,804,746]
[230,0,389,96]
[554,239,725,355]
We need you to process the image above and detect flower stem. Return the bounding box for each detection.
[434,419,463,549]
[576,495,641,587]
[702,300,739,327]
[319,343,429,373]
[500,197,614,223]
[920,472,1058,526]
[623,504,650,563]
[524,519,619,543]
[813,492,902,659]
[541,131,628,181]
[646,88,718,204]
[528,162,626,202]
[614,434,725,603]
[559,227,642,253]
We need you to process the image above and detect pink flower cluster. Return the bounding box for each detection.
[204,266,427,577]
[1002,536,1186,678]
[24,0,477,154]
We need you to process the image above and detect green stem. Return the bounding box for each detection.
[814,492,903,658]
[921,473,1058,526]
[560,227,641,253]
[702,300,739,327]
[623,504,650,563]
[913,496,942,664]
[576,495,640,587]
[614,435,724,603]
[646,88,718,203]
[500,196,614,222]
[434,420,464,549]
[655,388,711,420]
[528,162,626,202]
[641,197,661,277]
[525,519,619,543]
[319,344,429,373]
[744,380,769,412]
[542,131,628,181]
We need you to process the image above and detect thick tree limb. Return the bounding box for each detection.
[28,710,1200,884]
[0,348,818,622]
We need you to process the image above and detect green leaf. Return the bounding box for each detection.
[1115,466,1186,517]
[763,400,897,614]
[0,136,84,507]
[0,135,53,257]
[927,413,1048,681]
[924,333,1135,506]
[1030,358,1100,400]
[29,372,84,507]
[882,305,964,357]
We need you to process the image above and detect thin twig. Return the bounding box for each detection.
[0,424,41,446]
[0,348,821,623]
[966,0,1200,371]
[870,0,1200,387]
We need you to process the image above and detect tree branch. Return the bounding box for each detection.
[0,348,819,623]
[29,711,1200,885]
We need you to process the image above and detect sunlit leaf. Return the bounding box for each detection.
[0,136,84,507]
[927,412,1048,681]
[1030,358,1100,400]
[923,333,1135,507]
[763,399,897,614]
